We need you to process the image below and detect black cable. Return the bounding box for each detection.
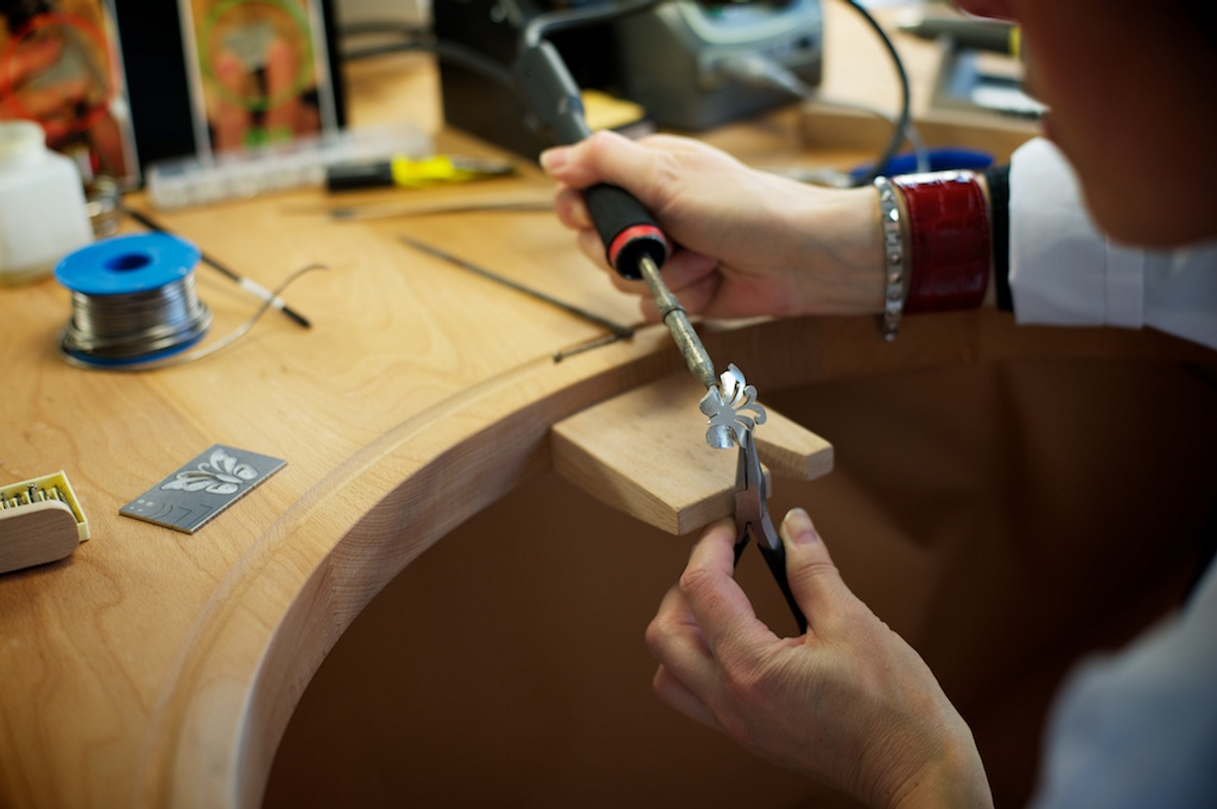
[838,0,912,185]
[985,163,1013,312]
[519,0,665,50]
[340,2,670,117]
[519,0,910,185]
[341,0,910,185]
[341,39,417,60]
[340,20,427,38]
[340,27,519,94]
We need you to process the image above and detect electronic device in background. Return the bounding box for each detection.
[612,0,822,130]
[434,0,617,159]
[433,0,822,159]
[931,37,1044,120]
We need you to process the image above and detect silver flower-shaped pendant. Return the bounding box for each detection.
[699,363,767,449]
[161,447,260,495]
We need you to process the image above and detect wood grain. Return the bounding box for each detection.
[3,31,1216,809]
[551,372,833,535]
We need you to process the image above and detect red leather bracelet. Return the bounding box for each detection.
[892,171,991,313]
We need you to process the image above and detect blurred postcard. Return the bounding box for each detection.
[0,0,139,183]
[177,0,340,158]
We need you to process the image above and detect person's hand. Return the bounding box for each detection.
[540,130,885,323]
[647,509,994,809]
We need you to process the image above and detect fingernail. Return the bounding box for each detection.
[782,508,819,544]
[539,147,569,172]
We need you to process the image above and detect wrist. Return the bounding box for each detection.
[885,733,994,809]
[854,693,992,809]
[787,185,889,317]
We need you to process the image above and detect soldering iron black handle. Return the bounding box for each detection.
[583,184,669,280]
[514,40,671,279]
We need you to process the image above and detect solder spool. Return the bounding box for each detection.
[55,233,212,367]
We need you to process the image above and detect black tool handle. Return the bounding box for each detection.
[584,183,670,279]
[514,41,670,279]
[734,533,808,636]
[758,540,809,635]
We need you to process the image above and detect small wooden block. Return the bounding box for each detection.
[752,413,835,481]
[0,500,81,574]
[551,373,833,535]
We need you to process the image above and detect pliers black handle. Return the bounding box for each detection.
[734,430,808,635]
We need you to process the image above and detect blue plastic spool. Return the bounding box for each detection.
[55,233,207,366]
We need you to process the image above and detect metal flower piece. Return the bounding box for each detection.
[699,363,767,449]
[161,447,260,496]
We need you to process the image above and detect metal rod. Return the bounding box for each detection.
[637,255,717,390]
[398,234,634,339]
[552,332,628,362]
[121,205,312,329]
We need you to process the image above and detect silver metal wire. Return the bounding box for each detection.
[58,263,327,371]
[61,273,213,362]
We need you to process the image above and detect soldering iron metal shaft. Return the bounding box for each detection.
[637,255,717,390]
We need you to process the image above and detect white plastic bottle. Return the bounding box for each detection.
[0,120,94,285]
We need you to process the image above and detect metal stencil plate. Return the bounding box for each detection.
[120,444,286,534]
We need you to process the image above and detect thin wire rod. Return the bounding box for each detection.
[121,205,313,329]
[58,264,328,372]
[839,0,912,183]
[397,234,634,339]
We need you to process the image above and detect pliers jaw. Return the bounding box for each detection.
[734,429,774,551]
[734,430,808,634]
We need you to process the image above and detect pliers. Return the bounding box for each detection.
[733,427,809,635]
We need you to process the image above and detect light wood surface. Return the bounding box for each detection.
[752,407,835,481]
[552,371,833,534]
[2,9,1213,809]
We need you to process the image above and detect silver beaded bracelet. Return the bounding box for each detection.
[873,176,906,341]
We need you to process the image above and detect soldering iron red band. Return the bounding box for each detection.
[607,225,669,269]
[893,171,991,313]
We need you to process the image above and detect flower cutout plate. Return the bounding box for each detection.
[120,444,286,534]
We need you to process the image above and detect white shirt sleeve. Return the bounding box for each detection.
[1008,138,1217,351]
[1028,559,1217,809]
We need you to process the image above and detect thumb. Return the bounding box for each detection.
[539,130,656,193]
[778,508,854,635]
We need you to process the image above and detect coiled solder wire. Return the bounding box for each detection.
[55,232,325,371]
[55,233,211,367]
[61,273,213,362]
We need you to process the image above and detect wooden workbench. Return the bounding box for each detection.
[4,9,1216,809]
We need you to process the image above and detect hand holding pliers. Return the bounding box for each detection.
[702,363,807,635]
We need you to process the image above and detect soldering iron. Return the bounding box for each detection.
[506,0,913,388]
[513,12,718,391]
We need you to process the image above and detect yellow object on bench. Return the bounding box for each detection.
[0,471,90,575]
